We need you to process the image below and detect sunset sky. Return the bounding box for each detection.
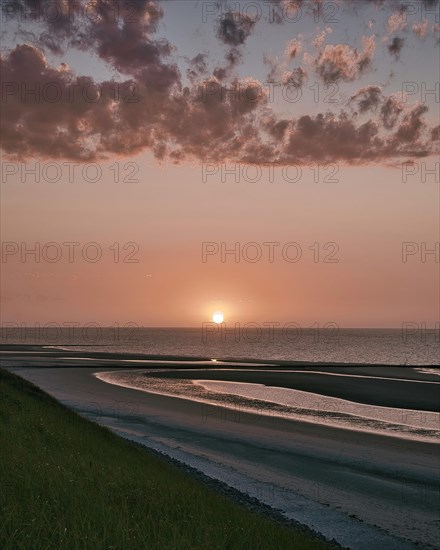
[1,0,439,327]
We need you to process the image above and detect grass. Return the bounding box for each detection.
[0,368,333,550]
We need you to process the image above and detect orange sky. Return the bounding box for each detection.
[0,1,439,329]
[1,158,438,327]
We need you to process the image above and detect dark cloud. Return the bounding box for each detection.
[213,67,228,81]
[349,86,407,131]
[418,0,439,6]
[212,48,243,81]
[283,113,381,163]
[387,37,404,59]
[283,67,307,89]
[185,53,209,84]
[395,104,428,142]
[263,55,307,89]
[350,85,382,113]
[1,43,437,165]
[0,44,178,160]
[78,0,169,76]
[216,12,256,46]
[0,2,438,166]
[380,95,404,129]
[10,0,169,76]
[187,54,208,77]
[263,117,290,140]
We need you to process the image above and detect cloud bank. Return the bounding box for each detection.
[1,0,438,165]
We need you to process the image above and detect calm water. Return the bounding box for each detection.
[2,326,439,365]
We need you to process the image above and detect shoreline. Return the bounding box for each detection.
[94,370,440,443]
[2,350,440,550]
[2,343,440,369]
[2,344,438,411]
[2,345,439,548]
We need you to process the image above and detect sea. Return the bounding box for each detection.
[3,325,439,441]
[1,326,439,365]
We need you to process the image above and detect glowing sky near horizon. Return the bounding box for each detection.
[0,0,439,328]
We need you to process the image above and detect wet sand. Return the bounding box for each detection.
[147,367,440,412]
[1,345,439,549]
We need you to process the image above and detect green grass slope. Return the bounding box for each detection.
[0,368,333,550]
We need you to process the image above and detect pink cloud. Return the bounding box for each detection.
[314,36,376,84]
[0,2,438,167]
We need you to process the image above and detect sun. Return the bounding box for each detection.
[212,311,224,324]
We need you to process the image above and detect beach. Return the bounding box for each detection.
[2,345,439,549]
